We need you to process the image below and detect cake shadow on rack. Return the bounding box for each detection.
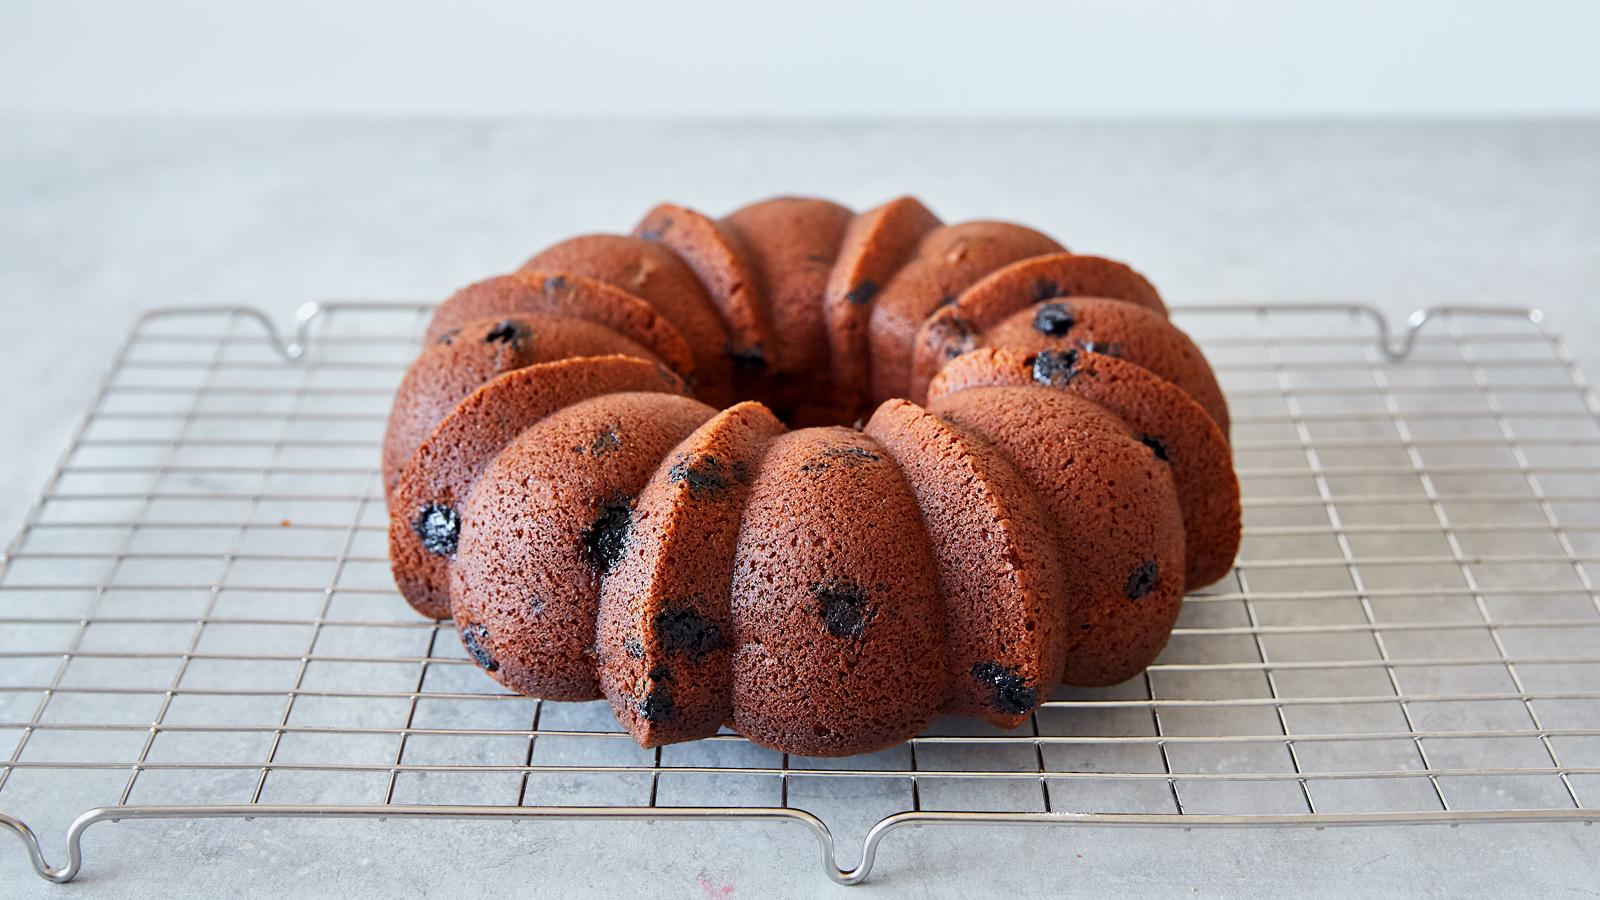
[1,301,1597,885]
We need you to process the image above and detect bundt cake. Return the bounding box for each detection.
[384,195,1241,757]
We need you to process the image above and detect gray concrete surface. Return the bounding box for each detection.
[1,119,1598,896]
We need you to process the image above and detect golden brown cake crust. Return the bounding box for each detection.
[823,196,942,417]
[867,221,1064,405]
[910,253,1166,401]
[427,272,696,380]
[381,314,660,499]
[930,348,1241,590]
[722,197,854,423]
[634,203,774,380]
[450,392,716,700]
[595,401,787,747]
[729,428,948,756]
[521,235,733,406]
[976,297,1231,434]
[388,356,688,619]
[864,399,1070,726]
[930,386,1187,686]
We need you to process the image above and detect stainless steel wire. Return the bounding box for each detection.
[1,302,1597,885]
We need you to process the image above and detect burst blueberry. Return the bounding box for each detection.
[971,662,1037,714]
[582,500,632,574]
[655,606,726,658]
[1033,302,1075,336]
[1126,560,1160,600]
[412,503,460,557]
[462,623,498,672]
[1141,435,1170,462]
[813,580,873,639]
[1031,348,1081,386]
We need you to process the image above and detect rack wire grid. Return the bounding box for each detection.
[2,301,1598,886]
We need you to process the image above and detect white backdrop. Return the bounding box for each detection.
[2,0,1597,117]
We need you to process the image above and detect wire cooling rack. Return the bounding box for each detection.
[2,302,1597,886]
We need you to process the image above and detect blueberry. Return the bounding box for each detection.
[436,328,462,345]
[971,662,1037,714]
[1032,279,1064,302]
[668,454,731,497]
[942,318,976,360]
[1031,348,1081,386]
[1033,302,1075,336]
[412,503,460,557]
[1141,435,1170,462]
[581,500,632,574]
[1078,339,1123,358]
[655,605,726,659]
[462,623,498,672]
[623,634,644,660]
[638,685,675,722]
[484,319,527,347]
[844,280,877,306]
[813,580,873,639]
[639,217,673,242]
[575,428,621,458]
[1126,560,1160,600]
[730,345,767,371]
[800,444,882,475]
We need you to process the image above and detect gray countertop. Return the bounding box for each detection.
[2,119,1598,897]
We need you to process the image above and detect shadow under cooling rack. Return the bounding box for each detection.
[2,301,1599,885]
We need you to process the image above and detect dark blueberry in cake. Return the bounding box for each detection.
[1031,348,1081,386]
[730,345,767,371]
[732,461,752,485]
[1140,434,1170,462]
[833,445,880,464]
[655,605,726,659]
[971,661,1037,714]
[638,217,673,242]
[942,318,976,360]
[1125,560,1160,600]
[412,503,460,557]
[936,293,959,309]
[668,454,731,498]
[638,685,675,722]
[545,275,568,291]
[844,280,877,306]
[813,580,873,639]
[484,319,527,348]
[623,634,644,660]
[1032,279,1063,302]
[462,623,498,672]
[1033,302,1075,336]
[575,428,621,458]
[436,328,462,345]
[581,499,632,574]
[800,444,882,475]
[527,595,546,616]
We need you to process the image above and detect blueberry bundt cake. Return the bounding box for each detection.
[384,195,1240,757]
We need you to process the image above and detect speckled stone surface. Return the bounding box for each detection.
[3,119,1599,897]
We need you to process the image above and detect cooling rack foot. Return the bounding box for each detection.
[1,808,103,883]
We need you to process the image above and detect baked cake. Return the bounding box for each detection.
[384,195,1241,757]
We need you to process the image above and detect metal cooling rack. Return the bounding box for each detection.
[2,302,1598,886]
